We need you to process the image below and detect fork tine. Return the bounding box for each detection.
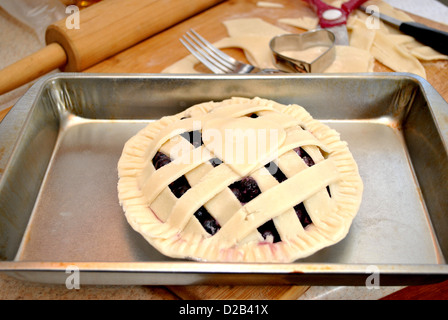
[179,37,225,74]
[188,29,237,69]
[183,32,233,73]
[179,29,258,74]
[181,35,233,74]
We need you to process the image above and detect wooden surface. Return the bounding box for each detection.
[0,42,66,95]
[167,285,309,300]
[381,279,448,300]
[1,0,448,300]
[0,106,12,122]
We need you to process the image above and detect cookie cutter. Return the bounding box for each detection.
[269,29,336,73]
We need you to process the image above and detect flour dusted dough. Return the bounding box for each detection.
[349,18,376,51]
[163,17,373,73]
[348,0,448,77]
[163,0,446,76]
[370,31,426,77]
[224,17,286,38]
[163,54,198,74]
[256,1,284,8]
[214,36,278,69]
[410,46,448,61]
[324,46,374,73]
[278,16,319,31]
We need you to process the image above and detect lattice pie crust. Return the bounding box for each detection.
[117,97,363,262]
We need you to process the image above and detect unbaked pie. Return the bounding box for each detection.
[117,97,363,262]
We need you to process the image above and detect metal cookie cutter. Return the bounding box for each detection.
[269,29,336,73]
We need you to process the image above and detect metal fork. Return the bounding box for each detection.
[180,29,280,74]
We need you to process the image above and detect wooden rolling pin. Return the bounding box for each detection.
[0,0,224,95]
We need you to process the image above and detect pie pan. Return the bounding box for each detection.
[0,73,447,286]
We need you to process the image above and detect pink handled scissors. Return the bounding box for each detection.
[303,0,368,45]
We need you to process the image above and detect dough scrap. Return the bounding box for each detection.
[349,18,376,51]
[278,16,319,30]
[163,54,199,74]
[223,17,286,38]
[214,36,278,69]
[324,46,374,73]
[348,0,447,77]
[256,1,284,8]
[370,31,426,78]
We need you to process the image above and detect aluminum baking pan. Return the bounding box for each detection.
[0,73,447,286]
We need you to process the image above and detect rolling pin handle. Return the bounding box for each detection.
[0,43,67,96]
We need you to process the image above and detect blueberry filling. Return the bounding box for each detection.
[257,219,281,243]
[294,202,312,228]
[152,151,171,170]
[228,177,261,204]
[248,113,258,118]
[194,206,221,235]
[152,151,221,235]
[168,176,190,198]
[152,152,192,199]
[294,147,315,167]
[228,176,282,242]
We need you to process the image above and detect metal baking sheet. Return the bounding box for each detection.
[1,73,448,286]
